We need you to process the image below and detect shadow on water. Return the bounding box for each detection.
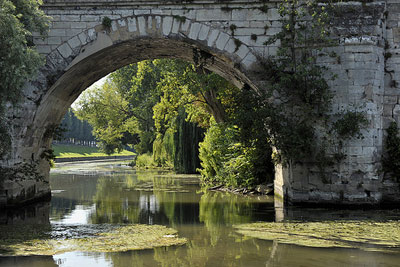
[1,161,400,266]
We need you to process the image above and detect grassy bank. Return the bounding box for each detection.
[53,144,135,158]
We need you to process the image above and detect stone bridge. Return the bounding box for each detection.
[1,0,400,207]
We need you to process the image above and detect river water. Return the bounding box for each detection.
[1,160,400,266]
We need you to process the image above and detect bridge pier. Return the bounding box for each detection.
[1,0,400,207]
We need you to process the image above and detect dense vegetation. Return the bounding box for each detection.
[0,0,50,157]
[75,58,274,186]
[74,1,369,188]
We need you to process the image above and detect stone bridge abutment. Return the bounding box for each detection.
[1,0,400,207]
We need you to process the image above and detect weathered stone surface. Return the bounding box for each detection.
[1,0,398,207]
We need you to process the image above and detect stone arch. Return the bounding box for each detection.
[4,14,262,203]
[33,14,260,146]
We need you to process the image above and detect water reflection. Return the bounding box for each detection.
[1,162,400,266]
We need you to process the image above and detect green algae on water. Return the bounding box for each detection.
[0,224,186,256]
[234,221,400,253]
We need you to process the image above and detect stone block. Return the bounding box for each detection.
[224,38,237,54]
[117,19,126,28]
[60,15,80,22]
[137,16,147,36]
[134,10,150,16]
[127,17,137,32]
[198,24,210,41]
[147,16,153,31]
[344,45,375,53]
[47,37,61,45]
[81,15,99,22]
[384,95,398,104]
[111,21,118,32]
[114,10,133,17]
[155,16,161,29]
[235,44,249,60]
[78,32,88,45]
[207,29,219,47]
[51,22,70,29]
[171,18,180,34]
[188,23,201,40]
[151,9,164,15]
[48,29,66,37]
[67,36,81,50]
[70,22,87,29]
[66,29,82,37]
[88,28,96,41]
[234,27,265,36]
[196,9,230,21]
[162,16,173,36]
[180,19,190,32]
[57,43,72,59]
[393,27,400,43]
[241,52,257,69]
[215,32,229,50]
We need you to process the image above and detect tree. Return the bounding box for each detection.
[0,0,50,157]
[75,81,137,154]
[0,0,50,104]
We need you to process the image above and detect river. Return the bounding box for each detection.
[1,160,400,266]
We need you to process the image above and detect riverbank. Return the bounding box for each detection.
[54,155,135,163]
[208,183,274,196]
[53,144,135,162]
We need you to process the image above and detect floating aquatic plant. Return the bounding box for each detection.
[235,221,400,253]
[0,224,186,256]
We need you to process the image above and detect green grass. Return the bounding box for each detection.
[53,144,135,158]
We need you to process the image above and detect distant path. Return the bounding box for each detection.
[54,155,135,163]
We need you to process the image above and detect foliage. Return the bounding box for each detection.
[232,0,367,168]
[75,80,139,154]
[198,122,272,188]
[0,0,50,157]
[382,121,400,182]
[102,16,111,28]
[0,118,11,157]
[332,111,368,140]
[173,108,204,174]
[133,153,157,169]
[152,129,175,168]
[0,0,50,104]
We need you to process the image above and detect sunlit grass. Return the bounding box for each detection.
[0,224,186,256]
[235,221,400,253]
[53,144,135,158]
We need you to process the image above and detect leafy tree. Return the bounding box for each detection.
[0,0,50,104]
[75,80,138,154]
[0,0,50,157]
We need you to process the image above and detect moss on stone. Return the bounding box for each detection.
[235,221,400,253]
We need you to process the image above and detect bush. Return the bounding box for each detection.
[198,122,273,189]
[133,153,157,168]
[382,121,400,182]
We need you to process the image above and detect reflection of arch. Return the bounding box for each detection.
[35,15,259,142]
